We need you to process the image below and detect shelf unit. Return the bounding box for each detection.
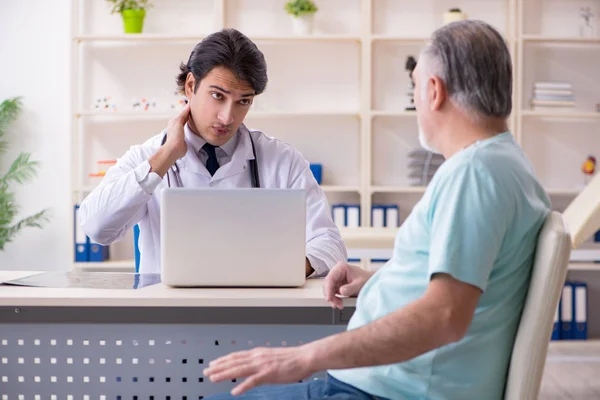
[516,0,600,204]
[72,0,600,270]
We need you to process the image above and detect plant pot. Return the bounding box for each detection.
[291,14,315,35]
[443,10,468,26]
[122,9,146,34]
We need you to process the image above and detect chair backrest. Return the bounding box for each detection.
[563,172,600,249]
[504,211,571,400]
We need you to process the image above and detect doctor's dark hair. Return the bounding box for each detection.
[176,29,268,95]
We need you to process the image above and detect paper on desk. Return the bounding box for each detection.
[1,271,161,289]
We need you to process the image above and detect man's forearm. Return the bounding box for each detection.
[149,146,179,178]
[306,296,460,372]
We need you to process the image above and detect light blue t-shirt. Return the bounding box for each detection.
[329,132,551,400]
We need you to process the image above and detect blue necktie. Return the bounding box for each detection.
[202,143,220,176]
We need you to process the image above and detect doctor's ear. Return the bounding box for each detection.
[184,72,196,99]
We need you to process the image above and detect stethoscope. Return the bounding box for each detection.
[160,128,260,188]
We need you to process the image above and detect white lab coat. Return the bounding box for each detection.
[79,123,347,276]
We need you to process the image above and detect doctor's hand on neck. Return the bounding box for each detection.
[149,104,190,177]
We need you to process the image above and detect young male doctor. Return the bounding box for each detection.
[79,28,347,277]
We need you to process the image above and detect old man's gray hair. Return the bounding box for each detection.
[420,20,512,121]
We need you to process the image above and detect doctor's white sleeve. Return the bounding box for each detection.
[290,159,348,277]
[78,146,162,246]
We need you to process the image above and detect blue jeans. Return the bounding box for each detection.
[204,373,389,400]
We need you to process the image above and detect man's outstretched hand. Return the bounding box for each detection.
[203,346,315,396]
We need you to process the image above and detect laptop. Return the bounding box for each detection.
[160,188,307,287]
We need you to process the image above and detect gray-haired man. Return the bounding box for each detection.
[203,20,551,400]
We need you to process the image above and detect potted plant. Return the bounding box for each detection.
[106,0,152,34]
[0,97,50,250]
[443,8,468,25]
[284,0,318,35]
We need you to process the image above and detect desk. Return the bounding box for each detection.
[0,271,355,399]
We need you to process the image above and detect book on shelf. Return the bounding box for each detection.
[534,89,573,97]
[531,99,575,107]
[533,95,575,102]
[534,82,573,90]
[530,106,577,112]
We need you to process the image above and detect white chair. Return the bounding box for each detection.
[505,172,600,399]
[503,211,571,399]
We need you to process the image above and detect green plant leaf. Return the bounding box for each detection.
[0,96,51,251]
[0,187,17,227]
[2,153,39,185]
[0,97,23,139]
[284,0,318,17]
[105,0,153,14]
[0,210,49,251]
[0,140,8,155]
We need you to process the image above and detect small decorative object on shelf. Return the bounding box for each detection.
[408,148,445,186]
[95,96,117,112]
[169,91,188,111]
[106,0,153,34]
[582,155,596,186]
[405,56,417,111]
[284,0,318,35]
[89,160,117,182]
[131,97,157,111]
[579,7,595,38]
[443,8,468,26]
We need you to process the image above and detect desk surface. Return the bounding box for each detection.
[0,271,356,308]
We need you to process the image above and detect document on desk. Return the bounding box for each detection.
[1,271,161,289]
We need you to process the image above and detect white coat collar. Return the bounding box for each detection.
[183,123,239,158]
[179,123,256,181]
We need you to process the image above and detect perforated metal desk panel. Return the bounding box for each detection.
[0,271,355,399]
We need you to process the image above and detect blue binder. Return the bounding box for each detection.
[309,164,322,184]
[346,205,360,228]
[89,239,109,262]
[572,281,588,340]
[74,205,89,262]
[551,302,560,340]
[384,205,400,228]
[332,204,347,227]
[561,282,574,340]
[371,205,386,228]
[134,224,141,273]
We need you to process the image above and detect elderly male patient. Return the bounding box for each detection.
[202,20,552,400]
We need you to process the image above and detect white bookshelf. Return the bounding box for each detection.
[72,0,599,270]
[516,0,600,201]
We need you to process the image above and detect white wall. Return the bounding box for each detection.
[0,0,71,270]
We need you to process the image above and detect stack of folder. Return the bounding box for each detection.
[371,204,400,229]
[74,205,109,262]
[552,280,588,341]
[332,204,361,263]
[531,82,575,112]
[408,148,445,186]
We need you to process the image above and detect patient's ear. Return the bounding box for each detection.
[429,76,447,112]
